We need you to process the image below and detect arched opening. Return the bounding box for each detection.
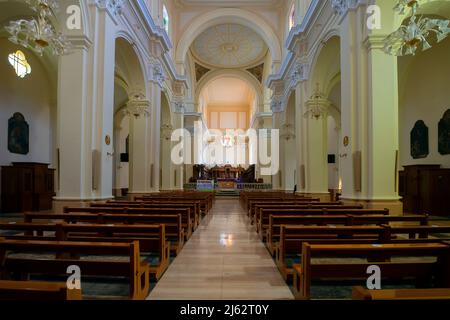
[307,35,341,195]
[198,76,256,166]
[113,37,147,197]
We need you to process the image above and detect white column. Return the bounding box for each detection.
[339,2,402,214]
[55,43,93,202]
[295,82,307,193]
[304,98,329,196]
[150,82,162,191]
[172,111,185,189]
[91,6,117,200]
[129,112,152,194]
[272,112,283,190]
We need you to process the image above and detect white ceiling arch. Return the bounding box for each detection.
[176,8,282,67]
[196,68,263,112]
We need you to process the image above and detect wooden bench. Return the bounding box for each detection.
[246,198,318,216]
[137,194,213,214]
[266,214,429,252]
[258,208,390,236]
[0,280,82,300]
[248,200,331,220]
[250,202,357,224]
[64,206,194,239]
[352,286,450,300]
[275,225,391,281]
[385,225,450,241]
[23,212,184,255]
[0,222,170,281]
[293,243,450,299]
[98,201,202,226]
[0,238,150,300]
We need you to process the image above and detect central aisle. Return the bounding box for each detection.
[148,198,294,300]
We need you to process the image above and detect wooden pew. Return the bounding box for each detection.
[0,238,150,300]
[64,206,194,239]
[275,225,391,281]
[239,191,304,209]
[23,212,184,255]
[246,198,318,216]
[257,208,390,236]
[0,222,170,281]
[137,193,213,214]
[98,201,202,226]
[0,280,82,300]
[352,286,450,300]
[265,214,429,252]
[250,202,355,224]
[385,225,450,241]
[248,200,328,220]
[293,243,450,300]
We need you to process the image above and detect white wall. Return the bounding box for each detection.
[399,37,450,169]
[0,39,55,167]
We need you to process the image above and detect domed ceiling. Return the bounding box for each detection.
[191,23,268,68]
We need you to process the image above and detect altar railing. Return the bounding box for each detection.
[183,182,272,191]
[236,183,272,190]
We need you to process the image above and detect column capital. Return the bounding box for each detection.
[67,35,93,51]
[332,0,367,24]
[364,34,389,50]
[92,0,124,23]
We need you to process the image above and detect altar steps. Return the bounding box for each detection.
[215,189,240,198]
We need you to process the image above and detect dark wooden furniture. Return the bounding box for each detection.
[1,162,55,213]
[399,165,450,216]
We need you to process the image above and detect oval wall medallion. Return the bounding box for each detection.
[105,135,111,146]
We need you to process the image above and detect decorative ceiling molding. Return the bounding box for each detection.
[246,63,264,83]
[191,23,268,69]
[195,63,211,83]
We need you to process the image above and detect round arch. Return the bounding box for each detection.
[114,35,147,95]
[176,8,282,65]
[195,69,264,113]
[309,35,341,96]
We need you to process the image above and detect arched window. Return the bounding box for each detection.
[289,4,295,31]
[163,5,169,34]
[8,50,31,78]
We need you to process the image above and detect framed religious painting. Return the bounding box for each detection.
[410,120,429,159]
[8,112,29,155]
[438,109,450,155]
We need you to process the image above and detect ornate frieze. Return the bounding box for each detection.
[331,0,361,17]
[94,0,124,17]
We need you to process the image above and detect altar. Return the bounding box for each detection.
[209,165,244,180]
[217,178,237,189]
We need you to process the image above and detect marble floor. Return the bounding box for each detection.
[148,198,294,300]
